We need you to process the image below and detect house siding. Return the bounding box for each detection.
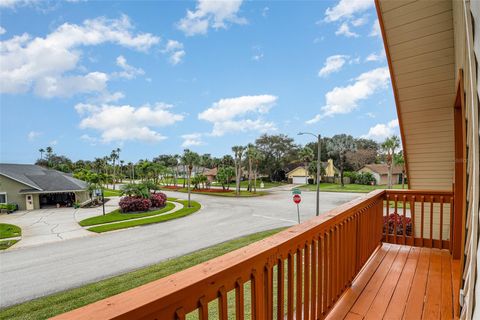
[0,175,39,210]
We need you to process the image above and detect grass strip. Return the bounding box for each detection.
[0,228,285,320]
[87,200,201,233]
[0,223,21,239]
[79,202,175,226]
[0,239,19,250]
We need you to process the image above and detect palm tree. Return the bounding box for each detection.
[182,149,200,207]
[232,145,246,196]
[246,144,256,191]
[252,149,263,193]
[382,135,401,189]
[394,152,406,189]
[39,148,45,160]
[299,146,314,185]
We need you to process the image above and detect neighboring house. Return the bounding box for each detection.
[0,164,89,210]
[358,164,403,186]
[322,159,338,178]
[203,167,217,183]
[173,165,208,177]
[286,166,313,184]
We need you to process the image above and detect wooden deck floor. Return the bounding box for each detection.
[326,243,460,320]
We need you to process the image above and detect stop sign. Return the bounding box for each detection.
[293,194,301,204]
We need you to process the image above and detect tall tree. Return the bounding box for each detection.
[246,144,256,191]
[255,134,299,181]
[394,151,406,189]
[299,146,314,184]
[232,145,245,196]
[382,135,401,189]
[327,134,356,187]
[39,148,45,160]
[182,149,200,207]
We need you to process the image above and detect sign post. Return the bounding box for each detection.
[293,194,301,223]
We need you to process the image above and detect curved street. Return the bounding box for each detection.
[0,187,359,308]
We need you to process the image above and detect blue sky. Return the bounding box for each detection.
[0,0,399,163]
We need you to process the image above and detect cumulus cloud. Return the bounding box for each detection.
[198,94,277,136]
[113,55,144,79]
[163,40,185,65]
[370,19,381,37]
[27,130,42,141]
[0,27,5,35]
[307,67,390,123]
[335,22,359,37]
[0,0,39,8]
[181,133,203,147]
[177,0,247,36]
[76,102,184,143]
[318,54,348,77]
[324,0,373,22]
[362,119,399,141]
[0,15,159,97]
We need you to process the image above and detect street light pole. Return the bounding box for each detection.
[298,132,321,216]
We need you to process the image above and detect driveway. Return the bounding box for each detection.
[0,197,120,248]
[0,189,360,308]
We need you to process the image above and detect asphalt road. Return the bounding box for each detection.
[0,188,359,308]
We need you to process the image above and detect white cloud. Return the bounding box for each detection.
[50,139,58,146]
[351,15,368,27]
[0,15,159,97]
[318,54,348,77]
[262,6,269,17]
[335,22,359,38]
[27,130,41,141]
[366,50,385,62]
[0,0,39,8]
[163,40,185,65]
[199,94,277,136]
[76,102,184,143]
[324,0,374,22]
[0,27,5,35]
[307,67,390,123]
[362,119,399,141]
[80,134,98,146]
[177,0,247,36]
[181,133,203,147]
[252,46,264,61]
[370,19,381,37]
[113,55,144,79]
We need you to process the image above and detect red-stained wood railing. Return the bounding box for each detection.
[382,189,454,250]
[53,190,385,320]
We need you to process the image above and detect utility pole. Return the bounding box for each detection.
[298,132,321,216]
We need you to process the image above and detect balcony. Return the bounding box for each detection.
[53,189,459,320]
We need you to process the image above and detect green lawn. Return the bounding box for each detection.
[0,228,286,320]
[87,199,201,233]
[162,187,267,197]
[102,189,122,197]
[78,202,175,227]
[0,240,19,250]
[222,180,285,189]
[0,223,21,239]
[299,183,404,193]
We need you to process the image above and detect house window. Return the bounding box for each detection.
[0,193,6,204]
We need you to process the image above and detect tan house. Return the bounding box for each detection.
[55,1,479,319]
[203,167,217,183]
[287,159,338,184]
[358,164,403,185]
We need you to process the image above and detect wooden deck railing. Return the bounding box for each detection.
[53,188,454,320]
[383,189,454,250]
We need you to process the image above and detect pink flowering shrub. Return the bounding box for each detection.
[150,192,167,208]
[383,213,412,236]
[119,196,152,213]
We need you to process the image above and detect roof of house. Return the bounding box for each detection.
[204,167,217,176]
[0,164,87,192]
[360,164,403,175]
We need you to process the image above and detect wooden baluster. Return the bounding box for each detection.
[199,296,209,320]
[411,196,416,246]
[310,239,317,320]
[430,196,434,248]
[296,248,302,320]
[355,213,360,274]
[421,196,425,247]
[402,195,407,244]
[277,259,284,320]
[328,230,333,310]
[394,195,398,244]
[385,194,389,243]
[287,253,294,320]
[218,286,228,320]
[450,197,454,252]
[335,225,340,299]
[304,243,310,320]
[251,269,264,320]
[235,279,244,320]
[330,228,335,307]
[319,235,325,319]
[341,222,346,290]
[176,307,186,320]
[439,196,444,249]
[265,265,273,320]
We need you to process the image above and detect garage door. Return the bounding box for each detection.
[292,176,307,184]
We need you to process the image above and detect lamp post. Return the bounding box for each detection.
[298,132,321,216]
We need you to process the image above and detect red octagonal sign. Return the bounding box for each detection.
[293,194,301,204]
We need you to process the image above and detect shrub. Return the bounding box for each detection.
[119,196,152,213]
[0,203,17,212]
[383,213,412,236]
[355,172,376,185]
[344,171,358,183]
[150,192,167,208]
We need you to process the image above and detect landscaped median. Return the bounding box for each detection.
[80,198,201,233]
[0,228,286,320]
[0,223,22,250]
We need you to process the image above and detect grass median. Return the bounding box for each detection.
[86,199,201,233]
[0,223,21,250]
[0,227,286,320]
[162,187,267,197]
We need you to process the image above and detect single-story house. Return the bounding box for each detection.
[287,159,338,184]
[357,164,403,186]
[0,164,89,211]
[323,159,338,178]
[204,167,218,182]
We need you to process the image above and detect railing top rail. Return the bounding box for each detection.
[385,189,453,196]
[53,189,386,320]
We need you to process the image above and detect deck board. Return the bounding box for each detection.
[328,244,459,320]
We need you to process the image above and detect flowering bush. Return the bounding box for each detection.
[119,196,152,213]
[383,213,412,236]
[150,192,167,208]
